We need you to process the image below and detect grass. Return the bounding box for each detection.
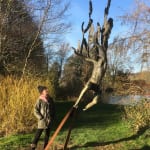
[0,102,149,150]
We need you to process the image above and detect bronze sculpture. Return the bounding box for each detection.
[72,0,113,110]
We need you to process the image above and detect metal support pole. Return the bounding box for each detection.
[45,107,74,150]
[63,107,77,150]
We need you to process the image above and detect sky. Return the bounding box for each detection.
[65,0,135,47]
[63,0,150,73]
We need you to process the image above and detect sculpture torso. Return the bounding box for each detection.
[89,57,107,84]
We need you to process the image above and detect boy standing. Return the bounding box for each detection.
[31,85,55,150]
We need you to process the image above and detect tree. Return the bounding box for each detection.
[0,0,47,75]
[24,0,71,75]
[48,61,60,98]
[120,0,150,72]
[55,43,70,79]
[107,36,133,85]
[0,0,71,76]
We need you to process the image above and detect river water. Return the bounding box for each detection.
[104,95,150,105]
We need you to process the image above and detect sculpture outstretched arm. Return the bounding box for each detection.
[85,58,95,63]
[72,47,95,63]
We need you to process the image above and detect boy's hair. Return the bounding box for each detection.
[37,85,47,94]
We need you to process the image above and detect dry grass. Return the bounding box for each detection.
[129,71,150,84]
[0,76,53,136]
[124,99,150,132]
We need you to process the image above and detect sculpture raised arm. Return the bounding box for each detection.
[102,0,113,49]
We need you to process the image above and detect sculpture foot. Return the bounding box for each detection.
[83,108,87,111]
[73,104,78,109]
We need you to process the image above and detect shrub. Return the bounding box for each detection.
[123,99,150,132]
[0,76,54,136]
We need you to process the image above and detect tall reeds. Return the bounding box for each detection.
[0,76,53,136]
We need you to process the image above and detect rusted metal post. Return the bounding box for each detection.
[63,107,77,150]
[45,107,74,150]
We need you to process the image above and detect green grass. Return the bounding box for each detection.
[0,102,149,150]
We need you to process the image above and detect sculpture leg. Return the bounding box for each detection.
[74,85,89,107]
[83,94,100,111]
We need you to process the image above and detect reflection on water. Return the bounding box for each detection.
[104,95,150,105]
